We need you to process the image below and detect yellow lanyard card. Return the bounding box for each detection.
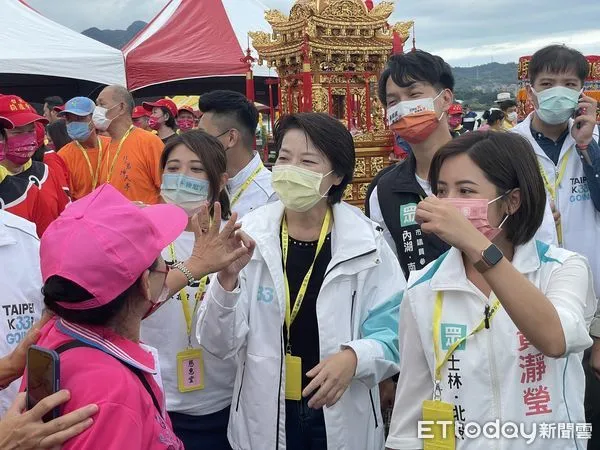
[177,348,204,392]
[285,354,302,401]
[422,399,456,450]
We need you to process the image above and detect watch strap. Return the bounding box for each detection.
[172,261,197,286]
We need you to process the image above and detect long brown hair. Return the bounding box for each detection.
[161,130,231,219]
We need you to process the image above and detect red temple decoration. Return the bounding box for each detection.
[250,0,413,208]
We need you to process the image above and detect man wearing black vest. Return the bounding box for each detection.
[366,50,454,278]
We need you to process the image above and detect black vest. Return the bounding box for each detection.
[365,155,449,279]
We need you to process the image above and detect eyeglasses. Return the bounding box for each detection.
[142,264,171,319]
[215,129,232,138]
[151,263,170,277]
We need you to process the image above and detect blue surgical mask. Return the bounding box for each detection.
[160,173,210,216]
[66,121,93,142]
[531,86,581,125]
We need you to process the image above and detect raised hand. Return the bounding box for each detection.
[571,94,598,146]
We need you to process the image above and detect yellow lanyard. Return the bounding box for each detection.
[282,208,331,355]
[230,163,263,207]
[537,149,571,245]
[107,125,134,182]
[168,244,208,343]
[432,292,501,388]
[75,138,103,190]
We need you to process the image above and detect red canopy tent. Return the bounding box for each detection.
[123,0,248,91]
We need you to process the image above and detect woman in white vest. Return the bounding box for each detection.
[141,131,237,450]
[386,132,597,450]
[197,112,404,450]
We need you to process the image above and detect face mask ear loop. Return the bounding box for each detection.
[318,170,335,198]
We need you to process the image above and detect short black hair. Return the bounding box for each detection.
[529,45,588,85]
[44,96,64,109]
[499,100,517,111]
[199,90,258,147]
[274,113,354,205]
[43,260,158,326]
[159,106,177,130]
[46,119,72,151]
[378,50,455,104]
[429,132,546,246]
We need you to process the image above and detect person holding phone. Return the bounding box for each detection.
[22,183,253,450]
[386,132,596,449]
[511,45,600,444]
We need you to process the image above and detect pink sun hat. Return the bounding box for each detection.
[40,183,187,310]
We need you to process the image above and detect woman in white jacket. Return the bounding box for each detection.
[197,112,405,450]
[386,131,597,450]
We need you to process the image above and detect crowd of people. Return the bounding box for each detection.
[0,43,598,450]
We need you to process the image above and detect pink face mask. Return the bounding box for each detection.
[443,193,510,241]
[177,118,194,131]
[148,117,162,130]
[0,132,38,165]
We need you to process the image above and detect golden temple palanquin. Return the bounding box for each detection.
[250,0,413,208]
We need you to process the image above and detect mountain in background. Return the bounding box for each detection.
[82,20,146,50]
[82,21,518,108]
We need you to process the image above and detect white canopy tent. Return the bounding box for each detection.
[0,0,126,100]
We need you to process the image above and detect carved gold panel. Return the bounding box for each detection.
[354,157,366,178]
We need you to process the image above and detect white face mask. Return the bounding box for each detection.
[161,173,210,216]
[271,165,333,212]
[92,105,119,131]
[531,86,582,125]
[386,91,445,125]
[507,112,518,122]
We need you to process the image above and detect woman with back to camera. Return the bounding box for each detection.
[24,182,253,450]
[141,131,236,450]
[386,132,596,450]
[197,112,405,450]
[477,108,505,132]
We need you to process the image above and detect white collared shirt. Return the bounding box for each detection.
[227,152,276,218]
[0,211,43,415]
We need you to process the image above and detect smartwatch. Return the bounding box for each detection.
[474,244,504,273]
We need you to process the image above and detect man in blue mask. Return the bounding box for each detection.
[512,44,600,445]
[57,97,111,200]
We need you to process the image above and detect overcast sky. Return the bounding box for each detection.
[27,0,600,67]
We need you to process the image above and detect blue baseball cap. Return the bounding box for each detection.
[59,97,95,117]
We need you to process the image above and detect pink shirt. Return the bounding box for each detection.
[23,318,183,450]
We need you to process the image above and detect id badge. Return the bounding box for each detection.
[422,399,455,449]
[177,349,204,393]
[285,354,302,401]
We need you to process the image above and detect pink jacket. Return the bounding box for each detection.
[23,318,184,450]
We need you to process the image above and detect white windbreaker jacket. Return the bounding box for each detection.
[387,240,597,450]
[197,201,405,450]
[512,115,600,295]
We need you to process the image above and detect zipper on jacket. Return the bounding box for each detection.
[324,249,377,280]
[350,290,357,337]
[235,361,246,412]
[369,389,379,428]
[275,329,284,448]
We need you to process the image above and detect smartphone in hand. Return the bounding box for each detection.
[26,345,60,422]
